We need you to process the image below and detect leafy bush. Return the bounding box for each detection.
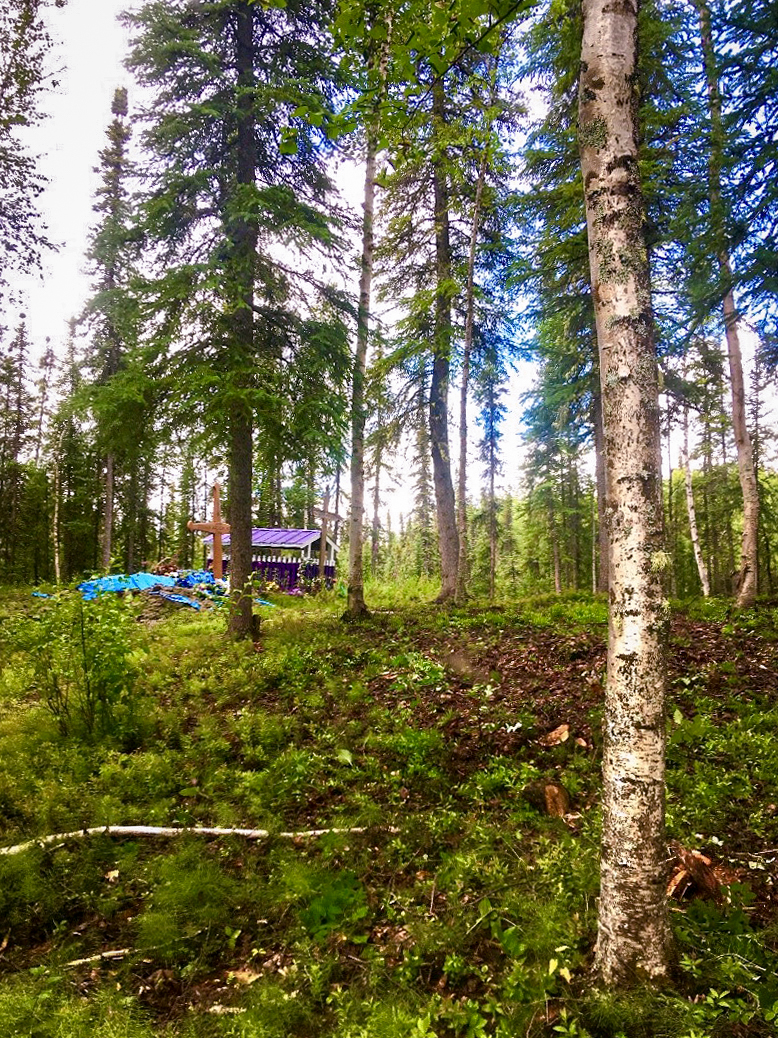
[13,592,145,741]
[299,870,368,940]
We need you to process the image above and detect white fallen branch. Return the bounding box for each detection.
[0,824,398,857]
[64,948,131,967]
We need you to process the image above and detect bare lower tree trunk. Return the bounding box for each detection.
[550,496,561,595]
[318,486,329,580]
[371,451,381,576]
[52,428,64,584]
[227,0,258,639]
[228,398,254,637]
[430,79,459,602]
[101,453,114,573]
[456,102,493,605]
[488,442,497,600]
[414,415,435,578]
[682,402,710,597]
[333,467,341,545]
[346,133,377,617]
[591,491,597,594]
[579,0,673,986]
[693,0,758,606]
[723,287,758,605]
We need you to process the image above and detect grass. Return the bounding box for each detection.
[0,585,777,1036]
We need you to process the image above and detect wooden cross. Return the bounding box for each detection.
[188,482,231,580]
[313,486,339,579]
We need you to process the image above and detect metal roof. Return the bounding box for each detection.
[203,528,324,549]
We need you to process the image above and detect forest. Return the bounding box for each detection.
[1,0,778,1035]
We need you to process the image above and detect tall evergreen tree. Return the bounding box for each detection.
[50,326,101,580]
[82,87,143,572]
[0,0,64,305]
[719,0,778,337]
[473,340,506,600]
[126,0,349,637]
[0,316,35,575]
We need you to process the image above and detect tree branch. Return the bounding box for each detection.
[1,824,399,857]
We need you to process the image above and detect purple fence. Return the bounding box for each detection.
[252,558,336,590]
[217,555,336,589]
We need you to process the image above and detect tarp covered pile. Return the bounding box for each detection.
[78,573,177,601]
[76,570,226,610]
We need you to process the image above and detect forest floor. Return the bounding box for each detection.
[1,587,777,1037]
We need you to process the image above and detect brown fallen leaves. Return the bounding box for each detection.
[522,780,571,818]
[537,723,570,746]
[667,841,745,902]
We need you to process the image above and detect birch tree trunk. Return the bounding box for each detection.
[682,401,711,597]
[371,445,382,576]
[455,69,496,605]
[345,17,390,617]
[345,132,377,618]
[692,0,758,607]
[579,0,673,986]
[101,453,114,573]
[454,158,486,605]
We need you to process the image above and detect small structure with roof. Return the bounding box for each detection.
[204,528,338,565]
[202,528,338,588]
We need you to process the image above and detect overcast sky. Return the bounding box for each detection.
[13,0,134,358]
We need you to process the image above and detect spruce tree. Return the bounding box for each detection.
[82,87,143,573]
[0,0,64,304]
[125,0,348,636]
[0,317,35,576]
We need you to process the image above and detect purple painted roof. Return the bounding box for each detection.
[203,528,322,549]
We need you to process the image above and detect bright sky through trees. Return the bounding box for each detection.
[10,0,534,511]
[12,0,132,356]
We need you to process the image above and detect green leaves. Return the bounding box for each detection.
[279,128,299,154]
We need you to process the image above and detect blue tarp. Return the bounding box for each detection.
[75,570,275,609]
[150,590,202,610]
[78,572,176,600]
[176,570,215,588]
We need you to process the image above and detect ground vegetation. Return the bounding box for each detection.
[1,588,778,1034]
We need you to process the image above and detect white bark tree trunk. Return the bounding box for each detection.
[579,0,673,986]
[52,427,64,584]
[102,453,114,573]
[455,151,487,606]
[456,58,498,605]
[692,0,758,606]
[346,134,377,617]
[723,285,759,606]
[682,402,711,597]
